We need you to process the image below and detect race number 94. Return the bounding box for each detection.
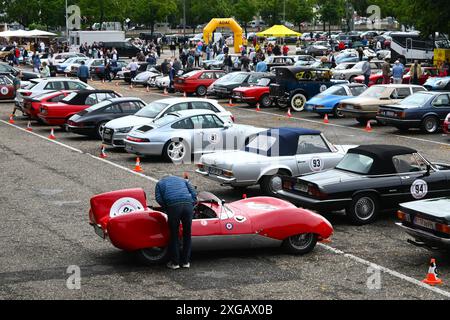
[410,179,428,200]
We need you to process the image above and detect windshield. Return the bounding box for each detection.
[84,100,111,112]
[182,70,199,78]
[320,85,347,96]
[152,114,179,126]
[336,153,374,174]
[25,80,39,90]
[227,73,248,83]
[135,102,169,118]
[360,86,386,98]
[215,72,236,84]
[248,74,262,84]
[335,64,351,70]
[257,78,271,86]
[246,135,277,153]
[62,92,77,102]
[399,92,430,106]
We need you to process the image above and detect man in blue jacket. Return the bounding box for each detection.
[155,174,197,269]
[77,60,90,83]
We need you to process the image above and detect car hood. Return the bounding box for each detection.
[401,197,450,221]
[215,81,243,87]
[105,115,154,129]
[201,150,269,170]
[307,95,354,105]
[340,97,383,106]
[425,77,450,85]
[300,169,361,186]
[379,103,418,110]
[233,86,266,93]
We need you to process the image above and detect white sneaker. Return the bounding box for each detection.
[181,263,190,268]
[166,262,180,270]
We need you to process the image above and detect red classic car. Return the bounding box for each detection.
[232,76,276,107]
[89,188,333,265]
[23,90,71,120]
[174,70,226,96]
[444,113,449,134]
[0,73,16,100]
[354,67,438,86]
[38,90,121,126]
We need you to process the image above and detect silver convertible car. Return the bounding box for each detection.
[124,109,264,163]
[196,127,355,195]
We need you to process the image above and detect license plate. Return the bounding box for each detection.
[93,224,105,239]
[294,183,308,193]
[414,216,435,230]
[208,167,222,176]
[177,80,183,83]
[345,105,354,110]
[385,111,395,117]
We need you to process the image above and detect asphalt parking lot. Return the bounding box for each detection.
[1,78,450,300]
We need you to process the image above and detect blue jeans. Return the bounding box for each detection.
[167,203,193,265]
[364,74,370,86]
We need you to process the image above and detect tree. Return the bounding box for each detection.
[257,0,282,26]
[132,0,178,35]
[315,0,345,32]
[286,0,314,31]
[233,0,257,35]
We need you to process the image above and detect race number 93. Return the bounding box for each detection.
[410,179,428,200]
[309,157,324,172]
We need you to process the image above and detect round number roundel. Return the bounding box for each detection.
[309,157,324,172]
[320,85,328,93]
[109,197,145,218]
[410,179,428,200]
[0,87,9,95]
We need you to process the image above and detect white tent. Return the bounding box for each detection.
[0,29,56,38]
[27,29,57,37]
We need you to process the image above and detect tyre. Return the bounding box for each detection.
[137,247,169,265]
[95,121,108,139]
[333,105,344,118]
[196,85,207,96]
[346,193,380,225]
[289,92,307,112]
[260,171,290,196]
[259,94,272,108]
[282,233,318,255]
[163,138,190,163]
[421,116,439,134]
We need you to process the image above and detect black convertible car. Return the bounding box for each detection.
[67,97,146,138]
[210,72,272,98]
[278,145,450,225]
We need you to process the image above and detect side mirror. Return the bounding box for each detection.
[223,122,231,129]
[221,199,226,206]
[425,164,431,177]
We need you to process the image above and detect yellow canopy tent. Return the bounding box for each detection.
[256,25,301,37]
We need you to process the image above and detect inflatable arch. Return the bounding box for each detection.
[203,18,243,53]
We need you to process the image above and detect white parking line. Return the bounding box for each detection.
[319,243,450,298]
[2,117,450,298]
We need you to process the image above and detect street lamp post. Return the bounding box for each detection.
[183,0,186,36]
[65,0,68,38]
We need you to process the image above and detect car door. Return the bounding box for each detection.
[431,93,450,121]
[394,153,449,202]
[102,103,123,121]
[190,114,225,154]
[295,135,340,175]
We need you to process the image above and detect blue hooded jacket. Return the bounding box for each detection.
[155,176,197,208]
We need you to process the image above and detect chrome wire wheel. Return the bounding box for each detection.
[288,233,315,250]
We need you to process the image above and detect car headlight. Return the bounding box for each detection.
[116,127,133,133]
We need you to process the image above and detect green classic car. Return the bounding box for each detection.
[397,197,450,251]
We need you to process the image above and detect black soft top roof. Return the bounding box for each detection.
[65,90,118,104]
[348,145,418,175]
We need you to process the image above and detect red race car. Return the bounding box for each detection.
[444,113,449,134]
[89,188,333,265]
[174,70,225,96]
[23,90,71,120]
[0,73,16,100]
[354,67,438,86]
[232,75,276,108]
[38,90,121,126]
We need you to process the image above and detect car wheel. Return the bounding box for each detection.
[196,85,207,96]
[137,247,169,265]
[333,105,344,118]
[349,76,356,83]
[282,233,318,255]
[290,92,307,112]
[96,121,108,139]
[163,139,190,163]
[259,94,272,108]
[346,193,380,225]
[260,171,290,196]
[421,116,439,134]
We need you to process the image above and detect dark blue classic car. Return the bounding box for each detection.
[376,91,450,134]
[269,66,347,112]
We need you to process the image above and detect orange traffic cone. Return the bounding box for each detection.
[228,98,236,107]
[323,114,329,124]
[146,85,150,92]
[8,114,15,124]
[133,157,143,172]
[48,128,56,140]
[99,145,107,159]
[365,120,372,132]
[287,108,293,118]
[115,81,119,86]
[163,88,168,96]
[256,103,261,112]
[422,258,443,286]
[26,121,33,132]
[183,91,187,98]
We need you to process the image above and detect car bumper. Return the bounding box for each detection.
[102,130,128,148]
[396,222,450,248]
[375,116,421,127]
[305,104,333,113]
[339,109,376,119]
[277,190,351,211]
[196,168,250,186]
[124,141,165,156]
[231,94,256,103]
[37,115,66,126]
[67,125,96,135]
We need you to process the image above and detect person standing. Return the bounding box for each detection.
[361,57,372,86]
[409,60,423,85]
[170,42,176,57]
[282,43,289,56]
[77,60,90,83]
[392,60,405,84]
[382,58,391,84]
[224,53,233,73]
[357,47,364,62]
[40,61,51,78]
[128,58,139,80]
[155,175,197,270]
[103,56,112,82]
[32,52,41,73]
